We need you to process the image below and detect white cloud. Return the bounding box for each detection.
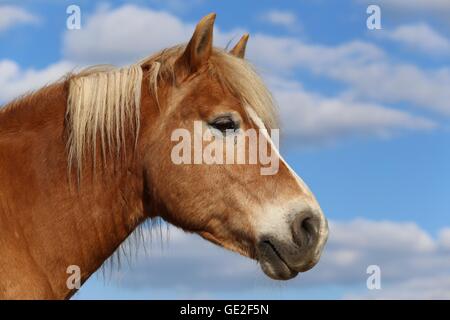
[63,4,245,66]
[95,224,269,292]
[259,10,299,31]
[330,63,450,115]
[77,218,450,299]
[381,23,450,55]
[0,5,38,32]
[63,5,192,65]
[348,275,450,299]
[438,228,450,250]
[248,35,385,75]
[270,76,435,144]
[0,59,74,103]
[330,219,435,253]
[306,219,450,288]
[247,34,450,115]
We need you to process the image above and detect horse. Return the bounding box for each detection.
[0,13,328,299]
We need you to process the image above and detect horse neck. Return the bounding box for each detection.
[0,82,147,299]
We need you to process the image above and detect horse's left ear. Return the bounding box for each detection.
[229,33,249,58]
[177,13,216,74]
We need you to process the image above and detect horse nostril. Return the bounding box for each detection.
[291,213,319,249]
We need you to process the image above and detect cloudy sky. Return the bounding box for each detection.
[0,0,449,299]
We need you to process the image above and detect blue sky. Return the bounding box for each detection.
[1,0,450,299]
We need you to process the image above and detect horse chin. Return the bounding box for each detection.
[257,240,299,280]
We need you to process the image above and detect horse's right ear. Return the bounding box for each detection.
[177,13,216,74]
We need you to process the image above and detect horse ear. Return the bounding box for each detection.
[229,33,249,58]
[178,13,216,73]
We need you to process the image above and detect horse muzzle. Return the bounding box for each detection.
[257,209,329,280]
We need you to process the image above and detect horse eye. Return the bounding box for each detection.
[209,116,239,133]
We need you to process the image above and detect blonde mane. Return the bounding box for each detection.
[66,45,278,173]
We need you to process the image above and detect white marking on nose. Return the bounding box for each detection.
[245,106,328,252]
[245,106,312,197]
